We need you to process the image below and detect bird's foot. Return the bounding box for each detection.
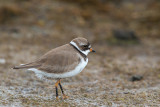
[56,96,59,100]
[63,94,69,99]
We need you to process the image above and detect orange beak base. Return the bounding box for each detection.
[90,48,95,52]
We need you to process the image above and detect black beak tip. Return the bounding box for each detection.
[92,50,96,52]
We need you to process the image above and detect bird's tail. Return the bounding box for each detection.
[13,62,41,69]
[13,64,31,69]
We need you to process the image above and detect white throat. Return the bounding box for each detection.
[70,41,90,56]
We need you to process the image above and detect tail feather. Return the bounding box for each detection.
[13,62,41,69]
[13,65,36,69]
[13,66,21,69]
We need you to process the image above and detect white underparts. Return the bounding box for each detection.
[70,41,90,56]
[28,55,88,79]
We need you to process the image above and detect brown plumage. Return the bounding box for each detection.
[13,44,81,74]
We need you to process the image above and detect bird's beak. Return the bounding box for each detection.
[90,48,96,52]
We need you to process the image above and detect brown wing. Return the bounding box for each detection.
[38,50,80,73]
[13,44,80,73]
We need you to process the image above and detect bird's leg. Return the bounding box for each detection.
[54,79,60,100]
[58,80,69,99]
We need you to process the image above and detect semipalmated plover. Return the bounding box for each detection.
[13,37,95,99]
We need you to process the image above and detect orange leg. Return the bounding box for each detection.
[58,80,69,99]
[54,79,60,100]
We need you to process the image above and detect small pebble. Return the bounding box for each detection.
[0,58,6,64]
[129,75,143,82]
[113,29,138,40]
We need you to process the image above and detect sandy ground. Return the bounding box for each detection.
[0,0,160,106]
[0,35,160,106]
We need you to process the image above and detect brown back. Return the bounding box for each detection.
[36,44,81,73]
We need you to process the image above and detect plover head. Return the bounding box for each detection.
[70,37,95,56]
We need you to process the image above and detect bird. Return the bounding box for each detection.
[13,37,95,100]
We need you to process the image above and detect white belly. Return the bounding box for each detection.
[28,57,88,79]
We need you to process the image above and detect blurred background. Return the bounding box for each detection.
[0,0,160,106]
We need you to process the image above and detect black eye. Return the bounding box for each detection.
[83,45,88,48]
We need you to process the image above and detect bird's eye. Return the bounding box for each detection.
[83,45,88,48]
